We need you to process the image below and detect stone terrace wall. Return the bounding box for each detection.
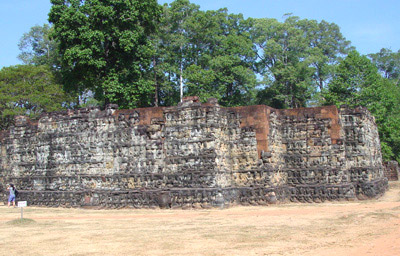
[384,161,399,181]
[0,97,388,208]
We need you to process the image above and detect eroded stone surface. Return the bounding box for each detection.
[384,161,399,181]
[0,97,388,208]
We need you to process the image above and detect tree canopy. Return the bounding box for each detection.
[323,50,400,162]
[0,65,70,129]
[252,16,352,108]
[323,50,381,107]
[153,0,257,106]
[48,0,161,108]
[368,48,400,84]
[18,24,59,67]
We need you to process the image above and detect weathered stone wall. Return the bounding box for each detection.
[384,161,399,181]
[0,97,387,208]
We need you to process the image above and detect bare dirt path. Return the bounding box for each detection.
[1,182,399,256]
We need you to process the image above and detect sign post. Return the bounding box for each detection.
[17,201,27,219]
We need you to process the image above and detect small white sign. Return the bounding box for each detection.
[17,201,27,207]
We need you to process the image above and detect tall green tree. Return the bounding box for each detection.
[18,24,59,67]
[152,0,200,106]
[252,16,313,108]
[323,51,381,106]
[0,65,70,129]
[368,48,400,84]
[48,0,161,108]
[323,50,400,162]
[299,20,352,92]
[367,79,400,162]
[155,1,257,106]
[252,16,351,108]
[184,9,257,106]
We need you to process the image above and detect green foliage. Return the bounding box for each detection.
[184,9,257,106]
[300,20,352,90]
[18,24,59,67]
[49,0,161,108]
[7,218,36,226]
[253,16,351,108]
[368,48,400,83]
[323,50,380,106]
[0,65,70,129]
[368,78,400,162]
[79,96,102,108]
[45,0,351,109]
[367,48,400,162]
[253,17,311,108]
[153,1,257,107]
[151,0,200,106]
[324,50,400,162]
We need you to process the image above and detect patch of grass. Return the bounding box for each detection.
[336,213,360,224]
[391,206,400,211]
[388,181,400,189]
[7,218,36,226]
[365,212,398,220]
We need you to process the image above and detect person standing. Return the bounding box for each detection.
[7,184,16,207]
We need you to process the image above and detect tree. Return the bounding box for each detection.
[0,65,70,129]
[183,9,257,106]
[323,50,400,162]
[152,0,200,106]
[368,48,400,84]
[323,51,381,106]
[252,16,352,108]
[367,79,400,162]
[48,0,161,108]
[299,19,352,91]
[152,1,256,107]
[252,16,313,108]
[18,24,59,67]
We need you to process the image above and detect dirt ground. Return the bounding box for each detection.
[1,182,399,256]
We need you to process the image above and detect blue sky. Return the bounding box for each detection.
[1,0,399,69]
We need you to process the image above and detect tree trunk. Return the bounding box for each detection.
[153,56,158,107]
